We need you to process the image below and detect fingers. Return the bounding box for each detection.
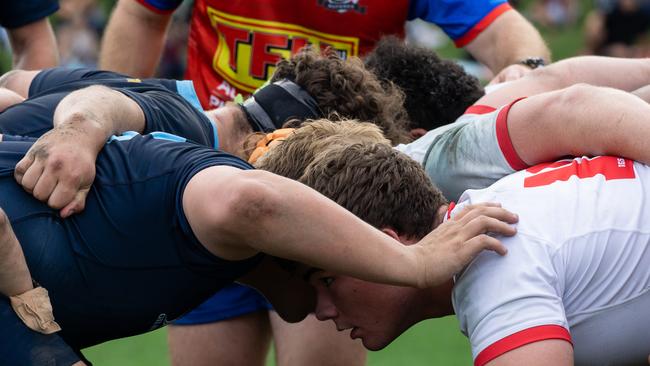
[453,202,501,221]
[455,204,518,227]
[17,158,44,194]
[463,215,517,239]
[59,189,89,218]
[463,234,508,257]
[14,154,35,184]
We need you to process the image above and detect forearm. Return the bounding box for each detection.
[478,56,650,108]
[0,209,32,296]
[9,20,59,70]
[53,85,145,152]
[465,10,549,74]
[99,0,172,76]
[508,84,650,165]
[187,168,420,287]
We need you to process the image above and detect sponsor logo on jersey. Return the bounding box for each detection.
[149,313,169,331]
[207,7,360,93]
[317,0,366,14]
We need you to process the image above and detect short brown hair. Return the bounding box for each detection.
[254,119,389,180]
[257,120,446,239]
[271,49,411,144]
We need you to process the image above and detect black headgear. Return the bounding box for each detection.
[241,79,322,132]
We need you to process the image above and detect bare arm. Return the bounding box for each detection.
[0,208,32,297]
[183,166,518,289]
[0,88,25,112]
[465,10,549,78]
[99,0,173,76]
[479,56,650,108]
[0,70,40,99]
[507,84,650,166]
[485,340,573,366]
[7,19,59,70]
[14,85,145,216]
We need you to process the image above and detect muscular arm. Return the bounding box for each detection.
[478,56,650,108]
[99,0,173,76]
[465,10,549,76]
[183,166,518,290]
[507,84,650,166]
[14,85,145,216]
[7,19,59,70]
[51,85,145,146]
[485,340,573,366]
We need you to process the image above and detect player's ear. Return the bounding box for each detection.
[380,228,400,241]
[381,227,419,246]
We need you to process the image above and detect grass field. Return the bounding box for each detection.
[83,316,473,365]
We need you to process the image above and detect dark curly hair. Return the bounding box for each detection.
[271,48,411,144]
[364,36,485,131]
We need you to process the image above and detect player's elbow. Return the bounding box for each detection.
[219,172,284,231]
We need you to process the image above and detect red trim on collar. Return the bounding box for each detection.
[446,202,457,220]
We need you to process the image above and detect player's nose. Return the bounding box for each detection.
[314,293,338,321]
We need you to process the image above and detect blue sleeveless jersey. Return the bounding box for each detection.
[0,67,217,148]
[0,134,262,349]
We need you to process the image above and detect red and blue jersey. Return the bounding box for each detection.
[135,0,510,108]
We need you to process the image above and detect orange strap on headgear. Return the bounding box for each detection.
[248,128,295,164]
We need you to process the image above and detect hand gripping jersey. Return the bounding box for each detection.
[138,0,510,108]
[451,156,650,366]
[0,135,260,350]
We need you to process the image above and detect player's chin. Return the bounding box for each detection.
[360,335,393,351]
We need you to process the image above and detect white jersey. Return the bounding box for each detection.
[410,101,525,201]
[450,156,650,366]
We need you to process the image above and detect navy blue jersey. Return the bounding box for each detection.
[0,134,261,349]
[0,0,58,29]
[0,68,217,148]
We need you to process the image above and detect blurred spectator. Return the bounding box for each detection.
[0,1,59,70]
[532,0,579,28]
[56,0,103,68]
[584,0,650,57]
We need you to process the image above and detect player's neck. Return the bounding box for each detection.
[421,280,455,319]
[205,108,250,159]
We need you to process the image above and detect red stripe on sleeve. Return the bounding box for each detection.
[464,105,497,115]
[475,325,572,366]
[455,3,513,47]
[495,97,528,171]
[446,202,457,220]
[135,0,176,15]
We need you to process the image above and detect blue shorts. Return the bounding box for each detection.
[0,296,82,366]
[173,283,273,325]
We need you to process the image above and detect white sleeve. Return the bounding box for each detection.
[395,123,459,165]
[422,100,527,200]
[452,230,571,366]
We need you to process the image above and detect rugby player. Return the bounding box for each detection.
[0,119,517,365]
[283,124,650,366]
[0,49,416,366]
